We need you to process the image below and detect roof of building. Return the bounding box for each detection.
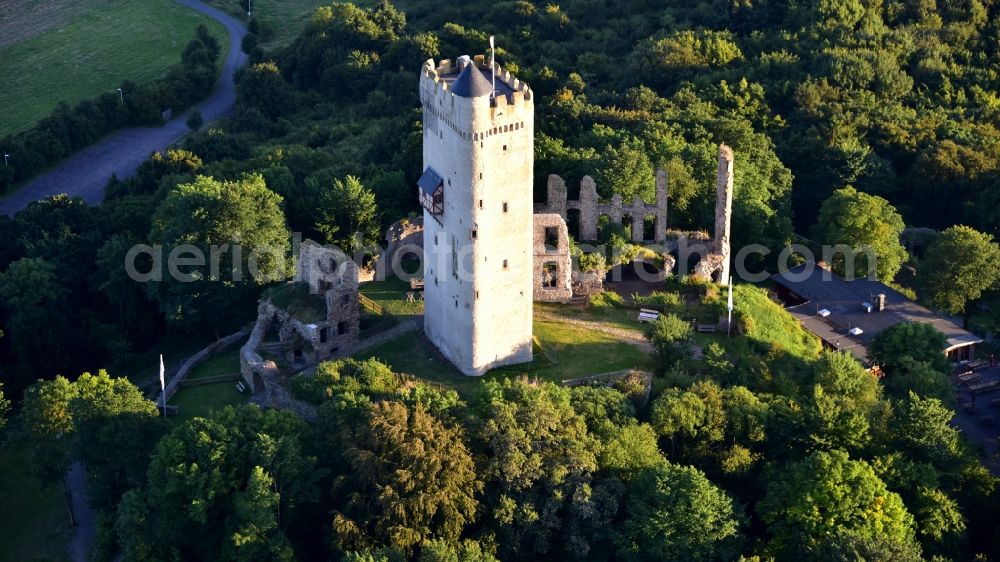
[771,263,982,354]
[439,61,515,100]
[417,167,443,195]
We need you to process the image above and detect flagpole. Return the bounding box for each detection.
[727,277,734,337]
[489,35,496,99]
[159,354,167,419]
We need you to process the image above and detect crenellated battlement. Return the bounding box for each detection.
[421,56,532,104]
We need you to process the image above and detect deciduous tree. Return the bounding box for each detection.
[919,225,1000,321]
[812,187,908,281]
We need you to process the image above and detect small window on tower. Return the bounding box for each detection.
[479,199,483,209]
[502,202,508,213]
[503,259,508,269]
[503,145,507,151]
[471,229,477,239]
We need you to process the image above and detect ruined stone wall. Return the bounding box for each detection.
[691,144,734,286]
[532,214,573,302]
[158,328,250,405]
[377,217,425,279]
[241,240,361,392]
[539,170,668,243]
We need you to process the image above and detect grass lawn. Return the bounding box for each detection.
[360,276,424,316]
[169,348,247,422]
[0,441,71,562]
[356,318,655,397]
[0,0,226,137]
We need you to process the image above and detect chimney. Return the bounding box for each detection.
[876,293,886,312]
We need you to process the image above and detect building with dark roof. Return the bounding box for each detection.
[771,262,982,366]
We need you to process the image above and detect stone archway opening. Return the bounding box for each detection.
[567,208,582,240]
[399,250,422,276]
[643,214,657,241]
[621,214,634,241]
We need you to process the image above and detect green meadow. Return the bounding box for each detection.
[0,0,225,137]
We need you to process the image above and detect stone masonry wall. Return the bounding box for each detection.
[539,169,668,243]
[533,213,573,302]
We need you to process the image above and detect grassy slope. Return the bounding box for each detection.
[734,284,823,360]
[0,0,226,137]
[0,442,71,562]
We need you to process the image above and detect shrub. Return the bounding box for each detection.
[646,313,693,370]
[589,290,626,309]
[185,110,204,130]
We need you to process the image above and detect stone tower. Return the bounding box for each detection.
[417,56,534,376]
[714,144,734,286]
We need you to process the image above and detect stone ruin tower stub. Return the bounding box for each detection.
[417,56,534,376]
[713,144,734,286]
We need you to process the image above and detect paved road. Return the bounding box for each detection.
[0,0,248,217]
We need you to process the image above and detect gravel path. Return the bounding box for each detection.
[1,0,248,216]
[535,311,654,353]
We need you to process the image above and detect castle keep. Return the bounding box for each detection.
[418,56,535,376]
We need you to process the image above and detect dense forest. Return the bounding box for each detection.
[3,0,1000,560]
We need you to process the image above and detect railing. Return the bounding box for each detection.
[359,293,384,315]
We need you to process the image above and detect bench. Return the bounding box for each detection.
[959,372,982,384]
[637,309,660,323]
[969,380,1000,394]
[966,359,990,371]
[697,324,717,333]
[236,381,246,393]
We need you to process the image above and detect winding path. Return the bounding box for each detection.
[0,0,249,216]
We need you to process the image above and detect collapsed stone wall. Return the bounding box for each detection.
[377,217,425,279]
[690,144,734,286]
[533,214,573,302]
[241,240,361,393]
[158,328,250,406]
[538,170,668,243]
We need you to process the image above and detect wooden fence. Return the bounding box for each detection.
[359,293,384,315]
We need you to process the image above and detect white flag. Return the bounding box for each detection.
[159,354,165,391]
